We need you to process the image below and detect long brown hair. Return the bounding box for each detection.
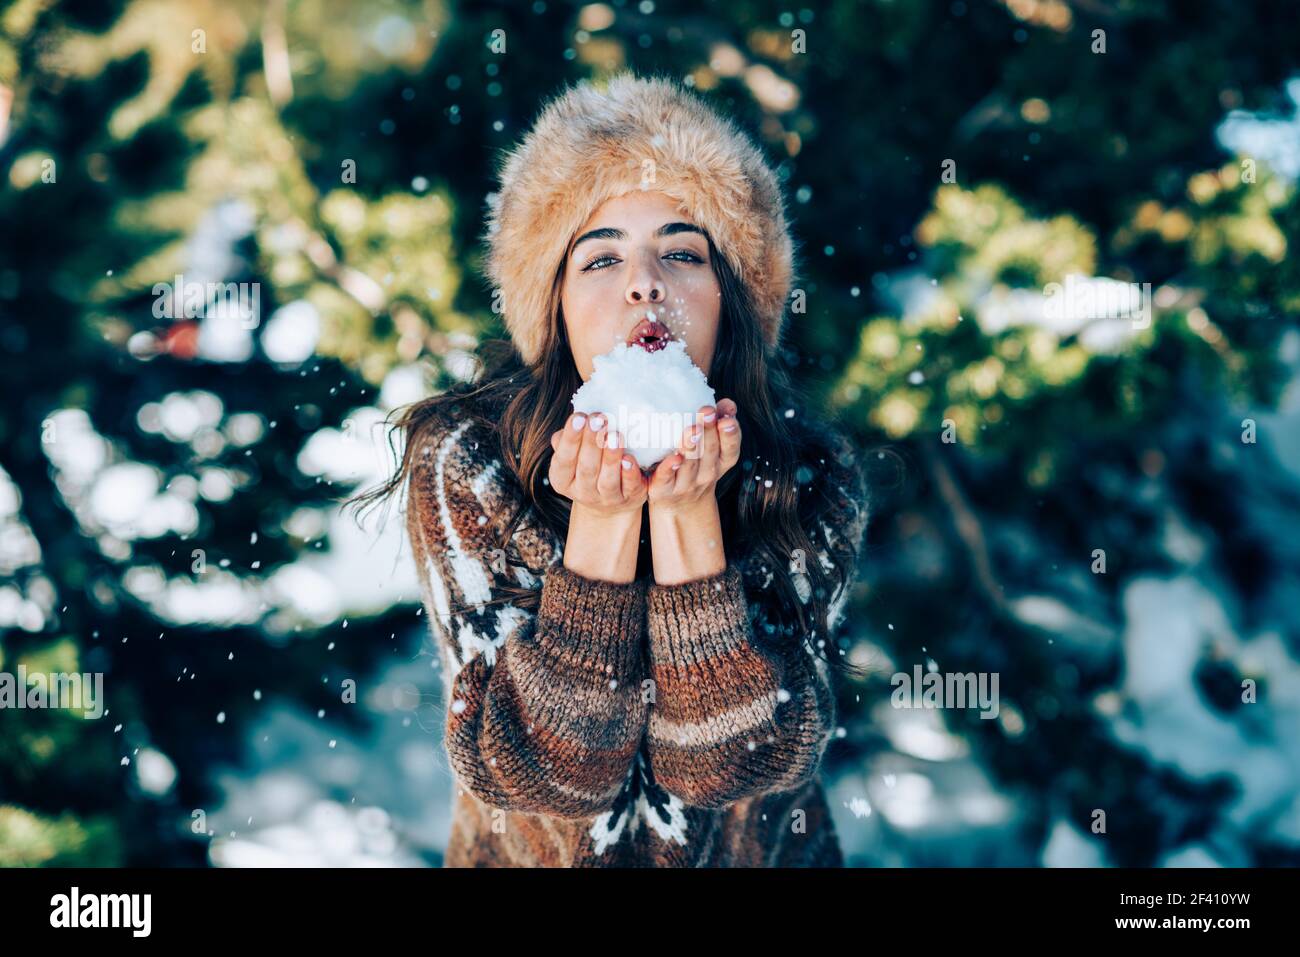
[345,235,866,681]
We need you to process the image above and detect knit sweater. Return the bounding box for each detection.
[404,393,869,867]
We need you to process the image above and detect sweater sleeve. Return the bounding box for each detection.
[642,431,869,809]
[406,414,650,819]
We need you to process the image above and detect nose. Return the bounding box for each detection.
[625,256,666,306]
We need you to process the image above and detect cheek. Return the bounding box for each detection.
[562,280,624,374]
[679,283,721,337]
[565,269,626,318]
[677,286,721,373]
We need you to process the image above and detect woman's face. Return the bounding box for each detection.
[560,190,722,381]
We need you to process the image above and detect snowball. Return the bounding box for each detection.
[571,340,716,469]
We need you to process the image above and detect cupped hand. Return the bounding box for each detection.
[647,398,741,513]
[549,411,647,517]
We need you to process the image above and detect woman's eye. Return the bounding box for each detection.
[581,250,702,272]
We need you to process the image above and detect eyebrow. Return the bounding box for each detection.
[571,221,708,255]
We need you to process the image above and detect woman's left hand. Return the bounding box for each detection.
[647,398,742,513]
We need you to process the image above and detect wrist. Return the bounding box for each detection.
[564,503,643,584]
[648,497,725,585]
[649,495,719,523]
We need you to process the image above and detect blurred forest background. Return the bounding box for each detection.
[1,0,1298,867]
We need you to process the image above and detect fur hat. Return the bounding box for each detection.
[481,71,798,366]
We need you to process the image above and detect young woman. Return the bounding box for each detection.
[351,72,869,866]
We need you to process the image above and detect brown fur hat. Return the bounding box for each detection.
[482,70,798,366]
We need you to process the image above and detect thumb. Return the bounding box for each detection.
[650,452,681,488]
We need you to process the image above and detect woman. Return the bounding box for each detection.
[353,72,868,866]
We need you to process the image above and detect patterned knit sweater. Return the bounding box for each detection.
[404,393,869,867]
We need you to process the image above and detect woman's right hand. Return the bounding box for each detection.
[549,412,647,517]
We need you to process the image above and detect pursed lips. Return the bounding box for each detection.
[627,315,672,351]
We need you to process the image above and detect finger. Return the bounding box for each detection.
[674,406,714,484]
[650,452,681,495]
[679,410,704,462]
[675,421,701,488]
[553,412,587,483]
[596,428,624,500]
[694,405,721,483]
[575,412,607,491]
[717,401,742,471]
[621,448,643,499]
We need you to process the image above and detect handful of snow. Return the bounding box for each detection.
[571,340,716,469]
